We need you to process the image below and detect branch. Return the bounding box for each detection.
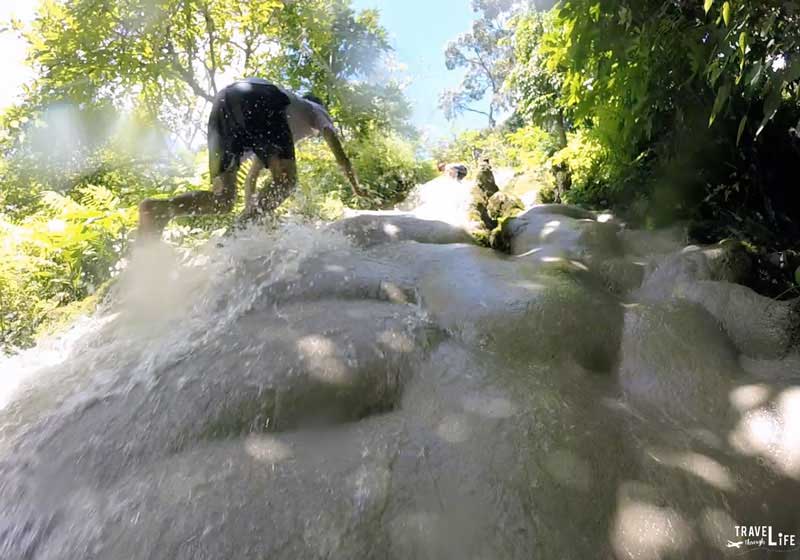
[202,2,218,95]
[172,59,215,102]
[474,49,498,93]
[462,106,492,118]
[166,43,214,102]
[459,53,499,94]
[244,37,253,72]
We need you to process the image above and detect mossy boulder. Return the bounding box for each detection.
[487,191,524,221]
[536,182,558,204]
[470,160,502,233]
[488,215,516,253]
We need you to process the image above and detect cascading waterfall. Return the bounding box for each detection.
[1,174,799,559]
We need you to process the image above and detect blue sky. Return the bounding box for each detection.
[352,0,491,141]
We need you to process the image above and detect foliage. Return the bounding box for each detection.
[500,0,800,242]
[346,133,437,208]
[17,0,408,141]
[291,141,349,220]
[506,10,566,146]
[295,132,436,213]
[1,186,136,350]
[434,123,553,169]
[549,131,611,206]
[538,1,699,165]
[435,129,508,167]
[504,124,552,168]
[0,0,426,352]
[702,0,800,140]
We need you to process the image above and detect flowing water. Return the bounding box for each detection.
[1,174,799,559]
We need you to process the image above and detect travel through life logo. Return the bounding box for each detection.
[726,525,799,554]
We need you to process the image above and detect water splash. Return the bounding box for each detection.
[350,168,516,228]
[0,221,353,414]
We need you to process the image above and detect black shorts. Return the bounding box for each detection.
[207,79,294,180]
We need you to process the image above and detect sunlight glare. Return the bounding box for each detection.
[540,220,560,240]
[244,434,293,464]
[612,483,693,560]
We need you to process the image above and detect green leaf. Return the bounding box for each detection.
[722,1,731,26]
[785,57,800,83]
[756,83,784,137]
[745,61,764,88]
[709,81,731,126]
[736,115,747,145]
[708,59,724,86]
[704,0,714,14]
[736,32,748,79]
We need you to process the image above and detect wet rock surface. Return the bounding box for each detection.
[1,205,799,559]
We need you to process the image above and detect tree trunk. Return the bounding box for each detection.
[555,109,568,149]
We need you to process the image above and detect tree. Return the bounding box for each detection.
[0,0,430,351]
[506,10,566,147]
[511,0,800,241]
[439,0,518,128]
[701,0,800,141]
[266,0,411,135]
[0,0,414,219]
[19,0,409,144]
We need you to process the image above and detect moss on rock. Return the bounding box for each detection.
[471,161,526,252]
[487,191,524,221]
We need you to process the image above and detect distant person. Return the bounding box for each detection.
[437,162,468,181]
[138,78,363,237]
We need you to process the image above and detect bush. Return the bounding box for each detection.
[505,125,552,169]
[434,129,511,166]
[536,181,557,204]
[348,132,437,208]
[433,124,553,171]
[296,131,436,214]
[0,186,136,351]
[549,131,612,206]
[292,141,347,219]
[516,0,800,240]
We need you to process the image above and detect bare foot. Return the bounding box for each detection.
[234,207,264,229]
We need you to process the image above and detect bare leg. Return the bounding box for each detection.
[242,158,265,215]
[138,165,238,238]
[255,157,298,215]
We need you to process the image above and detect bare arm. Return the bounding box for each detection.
[322,128,363,196]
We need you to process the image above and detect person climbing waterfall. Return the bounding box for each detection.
[437,162,468,181]
[137,78,364,237]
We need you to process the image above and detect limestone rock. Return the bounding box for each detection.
[2,204,799,560]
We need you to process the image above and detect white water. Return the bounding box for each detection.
[3,170,798,559]
[2,169,509,411]
[347,167,517,228]
[0,222,354,413]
